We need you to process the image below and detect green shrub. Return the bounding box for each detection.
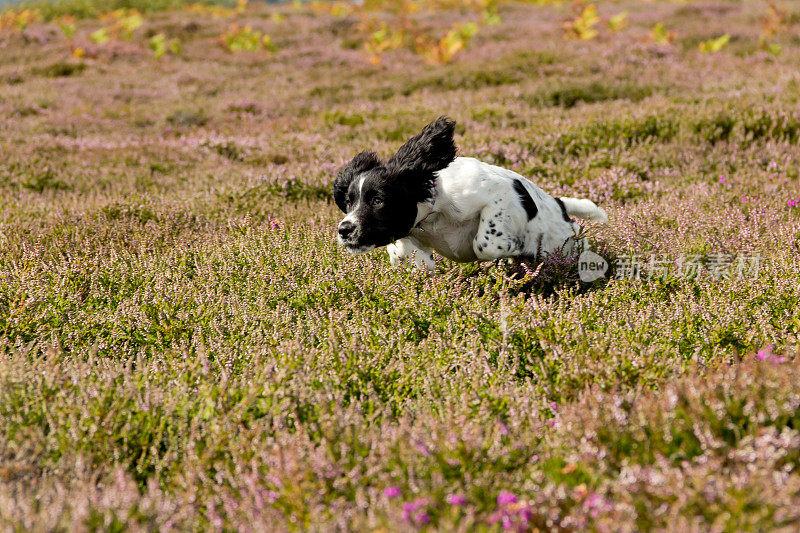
[37,61,86,78]
[530,80,654,108]
[166,108,208,127]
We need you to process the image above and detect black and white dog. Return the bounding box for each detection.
[334,117,607,271]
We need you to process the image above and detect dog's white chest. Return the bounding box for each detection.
[410,213,480,262]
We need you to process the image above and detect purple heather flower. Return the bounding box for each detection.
[584,493,604,508]
[402,499,428,523]
[415,442,432,456]
[516,504,533,522]
[498,420,509,435]
[757,345,787,364]
[402,499,425,513]
[497,490,517,505]
[383,486,401,498]
[583,493,608,518]
[756,345,774,360]
[550,401,558,412]
[446,493,467,505]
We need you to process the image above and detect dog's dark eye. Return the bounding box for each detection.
[371,197,383,207]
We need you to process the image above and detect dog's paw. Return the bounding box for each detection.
[387,242,436,272]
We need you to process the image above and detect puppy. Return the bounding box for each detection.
[333,116,607,272]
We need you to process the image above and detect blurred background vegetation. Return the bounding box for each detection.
[0,0,285,16]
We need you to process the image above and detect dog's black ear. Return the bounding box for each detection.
[387,116,457,177]
[333,150,381,213]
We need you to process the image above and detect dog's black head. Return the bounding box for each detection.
[333,116,457,254]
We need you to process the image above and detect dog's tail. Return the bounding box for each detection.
[559,197,608,223]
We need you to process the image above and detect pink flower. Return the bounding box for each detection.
[583,493,609,518]
[757,345,787,364]
[516,504,533,522]
[446,494,467,505]
[383,486,401,498]
[756,345,774,360]
[718,176,726,182]
[402,499,429,524]
[497,490,517,505]
[549,401,558,412]
[584,493,604,508]
[489,499,533,530]
[403,499,424,511]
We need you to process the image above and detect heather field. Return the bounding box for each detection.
[1,0,800,530]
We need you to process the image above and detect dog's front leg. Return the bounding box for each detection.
[472,203,524,260]
[387,238,436,272]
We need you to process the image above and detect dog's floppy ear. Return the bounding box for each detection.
[333,150,381,213]
[387,116,457,178]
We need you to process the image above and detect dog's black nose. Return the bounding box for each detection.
[338,221,356,238]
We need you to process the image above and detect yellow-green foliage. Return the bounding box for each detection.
[89,9,144,44]
[0,8,40,30]
[651,21,675,44]
[185,0,248,18]
[219,23,277,52]
[57,15,76,36]
[89,26,109,43]
[607,10,628,32]
[416,21,479,64]
[149,32,181,58]
[698,33,730,54]
[564,4,600,41]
